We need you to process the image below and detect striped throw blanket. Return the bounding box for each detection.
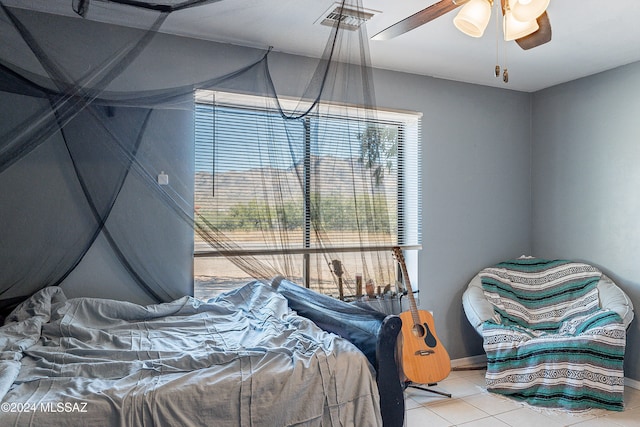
[480,258,626,411]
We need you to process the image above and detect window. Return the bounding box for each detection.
[194,91,421,300]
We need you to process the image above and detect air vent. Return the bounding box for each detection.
[317,3,378,31]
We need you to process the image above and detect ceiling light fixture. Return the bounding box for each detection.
[503,7,539,41]
[510,0,550,22]
[453,0,493,38]
[452,0,550,82]
[454,0,548,42]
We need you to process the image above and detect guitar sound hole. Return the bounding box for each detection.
[411,323,426,338]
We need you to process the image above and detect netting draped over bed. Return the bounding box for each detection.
[0,0,406,308]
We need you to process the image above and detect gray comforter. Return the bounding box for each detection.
[0,282,381,426]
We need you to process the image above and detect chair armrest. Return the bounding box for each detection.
[598,274,635,329]
[462,274,499,334]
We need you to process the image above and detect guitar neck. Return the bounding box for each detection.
[393,247,421,325]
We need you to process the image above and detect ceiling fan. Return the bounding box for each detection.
[371,0,552,51]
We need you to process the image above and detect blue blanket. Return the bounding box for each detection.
[480,258,626,411]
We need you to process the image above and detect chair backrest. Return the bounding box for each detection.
[479,258,601,331]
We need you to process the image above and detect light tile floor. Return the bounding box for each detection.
[404,368,640,427]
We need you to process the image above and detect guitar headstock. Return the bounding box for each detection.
[331,259,344,278]
[392,246,411,291]
[391,246,404,263]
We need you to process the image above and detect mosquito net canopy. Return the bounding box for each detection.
[0,0,420,311]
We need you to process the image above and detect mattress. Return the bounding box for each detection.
[0,282,382,426]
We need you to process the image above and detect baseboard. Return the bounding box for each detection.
[451,354,487,369]
[625,377,640,390]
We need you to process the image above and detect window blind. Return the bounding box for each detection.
[194,90,421,256]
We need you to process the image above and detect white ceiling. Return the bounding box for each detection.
[11,0,640,92]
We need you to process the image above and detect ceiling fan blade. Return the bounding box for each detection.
[371,0,470,41]
[516,11,552,50]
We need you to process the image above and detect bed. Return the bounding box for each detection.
[0,279,404,426]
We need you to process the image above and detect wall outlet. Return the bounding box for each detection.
[157,171,169,185]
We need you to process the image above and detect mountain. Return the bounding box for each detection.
[195,154,395,212]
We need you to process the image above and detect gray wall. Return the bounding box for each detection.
[532,61,640,381]
[1,11,199,304]
[60,106,196,303]
[371,70,533,361]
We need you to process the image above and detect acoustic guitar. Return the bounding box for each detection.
[392,247,451,384]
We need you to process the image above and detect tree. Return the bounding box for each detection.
[358,125,398,185]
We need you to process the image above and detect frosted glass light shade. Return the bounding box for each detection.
[509,0,550,22]
[453,0,492,38]
[503,10,539,41]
